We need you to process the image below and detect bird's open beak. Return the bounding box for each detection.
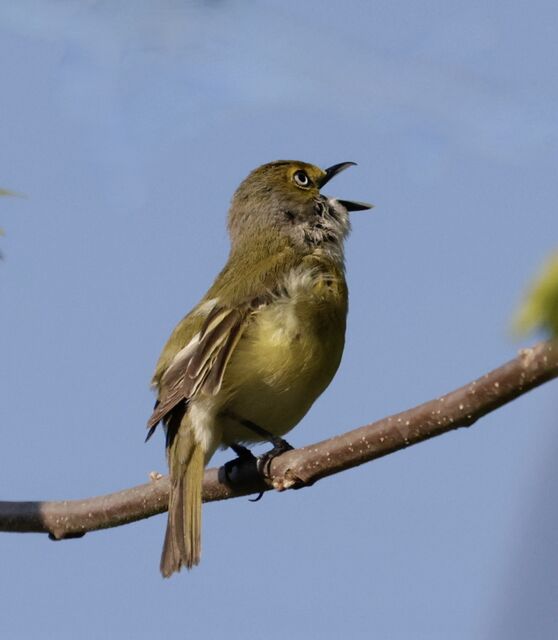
[337,199,373,211]
[320,162,374,211]
[320,162,357,186]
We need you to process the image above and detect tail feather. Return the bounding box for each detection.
[160,416,205,578]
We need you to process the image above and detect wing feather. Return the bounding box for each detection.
[146,306,250,430]
[201,317,245,395]
[146,262,281,434]
[186,309,241,382]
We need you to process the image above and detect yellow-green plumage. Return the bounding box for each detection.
[163,419,204,571]
[218,255,347,445]
[149,160,371,577]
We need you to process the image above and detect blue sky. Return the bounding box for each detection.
[1,1,557,638]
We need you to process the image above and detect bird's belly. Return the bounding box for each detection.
[219,295,346,444]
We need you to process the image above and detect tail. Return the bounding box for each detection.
[160,414,205,578]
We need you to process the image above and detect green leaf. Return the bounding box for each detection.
[514,251,558,339]
[0,188,23,198]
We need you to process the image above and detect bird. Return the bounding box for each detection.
[147,160,372,577]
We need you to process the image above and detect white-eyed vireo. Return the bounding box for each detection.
[147,160,372,577]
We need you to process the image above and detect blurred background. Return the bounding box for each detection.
[1,1,557,638]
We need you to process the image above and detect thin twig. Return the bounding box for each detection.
[1,341,556,539]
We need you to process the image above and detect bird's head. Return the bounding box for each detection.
[228,160,372,260]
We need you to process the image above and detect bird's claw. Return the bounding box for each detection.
[223,438,294,501]
[256,438,294,477]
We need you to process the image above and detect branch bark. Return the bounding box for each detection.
[1,341,557,540]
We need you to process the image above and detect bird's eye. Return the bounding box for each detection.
[293,170,311,188]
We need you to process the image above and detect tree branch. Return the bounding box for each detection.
[1,341,557,539]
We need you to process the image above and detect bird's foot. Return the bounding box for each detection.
[221,438,295,501]
[223,444,258,486]
[222,444,267,501]
[229,443,255,460]
[256,438,294,477]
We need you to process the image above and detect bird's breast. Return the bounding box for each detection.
[220,264,348,441]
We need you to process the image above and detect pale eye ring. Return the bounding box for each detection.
[293,170,311,188]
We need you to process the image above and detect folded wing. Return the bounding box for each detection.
[146,300,264,434]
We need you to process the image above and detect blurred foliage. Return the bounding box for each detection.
[514,251,558,339]
[0,187,21,238]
